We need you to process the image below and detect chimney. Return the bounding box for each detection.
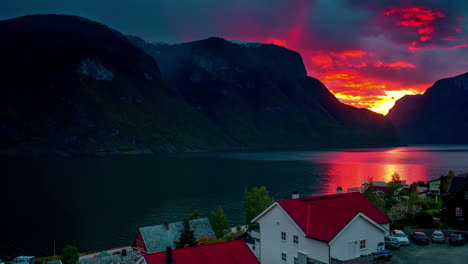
[336,186,343,194]
[164,222,169,230]
[165,246,173,264]
[292,191,299,199]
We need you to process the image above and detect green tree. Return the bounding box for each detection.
[243,186,273,226]
[188,211,201,220]
[178,219,196,247]
[209,207,230,238]
[60,246,79,264]
[386,172,404,196]
[440,170,454,194]
[363,179,384,210]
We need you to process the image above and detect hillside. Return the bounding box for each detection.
[0,15,234,155]
[0,15,399,156]
[131,36,399,148]
[387,73,468,144]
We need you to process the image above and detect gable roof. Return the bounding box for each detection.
[448,175,468,193]
[143,239,259,264]
[139,218,215,253]
[81,251,140,264]
[276,192,391,242]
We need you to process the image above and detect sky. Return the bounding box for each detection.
[2,0,468,114]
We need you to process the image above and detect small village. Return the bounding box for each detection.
[5,172,468,264]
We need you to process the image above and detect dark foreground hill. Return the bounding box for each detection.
[387,73,468,144]
[0,15,399,156]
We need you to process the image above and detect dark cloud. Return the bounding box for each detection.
[1,0,467,114]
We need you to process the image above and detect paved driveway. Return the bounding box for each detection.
[391,242,468,264]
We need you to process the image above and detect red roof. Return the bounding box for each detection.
[277,192,391,242]
[143,239,259,264]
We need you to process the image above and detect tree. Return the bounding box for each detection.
[243,186,273,226]
[414,212,435,228]
[440,170,454,194]
[209,207,230,238]
[178,219,196,248]
[188,211,201,220]
[60,246,79,264]
[363,179,384,210]
[386,172,404,196]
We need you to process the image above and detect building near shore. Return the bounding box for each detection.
[142,239,259,264]
[252,191,391,264]
[80,250,141,264]
[133,218,215,253]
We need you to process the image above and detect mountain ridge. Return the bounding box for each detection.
[1,14,399,156]
[387,72,468,144]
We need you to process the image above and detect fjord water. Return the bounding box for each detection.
[3,145,468,257]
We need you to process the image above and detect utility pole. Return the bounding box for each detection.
[54,240,56,256]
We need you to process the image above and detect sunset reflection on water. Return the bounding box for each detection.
[305,146,464,194]
[221,145,468,195]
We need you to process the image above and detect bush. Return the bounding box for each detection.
[414,212,435,228]
[60,246,79,264]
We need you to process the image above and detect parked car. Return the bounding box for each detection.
[409,232,430,245]
[385,236,401,249]
[392,230,410,246]
[431,230,445,243]
[448,233,467,246]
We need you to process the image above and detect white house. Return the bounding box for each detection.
[428,178,441,196]
[252,192,391,264]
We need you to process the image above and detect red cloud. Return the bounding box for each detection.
[383,4,455,50]
[311,54,333,69]
[374,60,416,69]
[446,44,468,49]
[218,2,464,115]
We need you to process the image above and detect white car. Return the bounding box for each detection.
[392,230,410,246]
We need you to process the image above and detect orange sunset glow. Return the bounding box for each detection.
[223,2,466,115]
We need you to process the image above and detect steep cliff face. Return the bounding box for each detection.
[132,37,399,148]
[0,15,234,155]
[387,73,468,144]
[0,15,399,155]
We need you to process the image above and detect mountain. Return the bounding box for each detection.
[130,37,399,148]
[387,73,468,144]
[0,15,398,156]
[0,14,234,155]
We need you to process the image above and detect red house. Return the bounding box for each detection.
[142,239,259,264]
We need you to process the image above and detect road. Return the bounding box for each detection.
[391,242,468,264]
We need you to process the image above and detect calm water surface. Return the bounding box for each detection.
[3,145,468,257]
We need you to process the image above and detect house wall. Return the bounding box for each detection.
[330,216,385,261]
[133,232,147,253]
[429,180,441,191]
[446,186,468,229]
[257,205,329,264]
[381,223,390,235]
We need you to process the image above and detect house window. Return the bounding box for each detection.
[360,239,366,250]
[293,235,299,244]
[281,232,286,241]
[456,207,463,216]
[281,252,287,262]
[294,257,298,264]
